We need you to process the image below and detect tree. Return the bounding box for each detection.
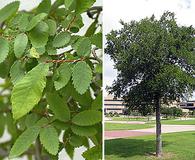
[0,0,102,159]
[161,106,183,118]
[105,12,195,157]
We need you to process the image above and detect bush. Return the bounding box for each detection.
[113,112,119,117]
[161,106,183,118]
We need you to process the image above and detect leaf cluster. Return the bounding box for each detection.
[0,0,102,159]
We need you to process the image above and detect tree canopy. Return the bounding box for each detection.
[106,12,195,108]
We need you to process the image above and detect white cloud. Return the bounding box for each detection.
[103,0,195,100]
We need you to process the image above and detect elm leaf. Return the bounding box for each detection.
[46,93,70,122]
[53,32,71,48]
[10,61,25,85]
[72,110,102,126]
[29,22,49,48]
[75,0,95,14]
[26,13,47,31]
[37,0,51,14]
[71,125,97,137]
[72,61,92,94]
[9,126,40,158]
[14,33,28,58]
[0,38,9,64]
[11,63,49,120]
[40,126,59,155]
[0,1,20,23]
[54,63,71,90]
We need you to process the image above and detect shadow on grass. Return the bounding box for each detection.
[105,138,170,158]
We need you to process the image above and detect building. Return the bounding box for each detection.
[180,100,195,110]
[104,94,195,115]
[104,95,126,114]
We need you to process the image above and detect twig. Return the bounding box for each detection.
[66,15,77,31]
[35,139,41,160]
[87,6,102,19]
[45,58,85,63]
[91,48,102,63]
[0,148,8,157]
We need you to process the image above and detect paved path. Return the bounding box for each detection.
[105,125,195,140]
[106,121,146,124]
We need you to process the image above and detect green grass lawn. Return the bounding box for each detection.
[147,119,195,125]
[111,117,148,121]
[105,131,195,160]
[105,123,154,131]
[110,117,195,125]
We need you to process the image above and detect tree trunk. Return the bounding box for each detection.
[155,97,162,157]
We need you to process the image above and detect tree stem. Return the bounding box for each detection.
[35,139,41,160]
[155,97,162,157]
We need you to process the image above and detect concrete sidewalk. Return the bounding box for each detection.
[105,125,195,140]
[106,121,146,124]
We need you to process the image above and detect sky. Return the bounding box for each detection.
[103,0,195,100]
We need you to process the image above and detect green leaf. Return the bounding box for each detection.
[69,135,83,147]
[65,142,74,159]
[26,13,47,31]
[40,126,59,155]
[37,0,51,14]
[0,1,20,23]
[62,14,83,33]
[29,47,40,58]
[53,120,70,130]
[10,61,25,85]
[60,82,93,107]
[9,126,40,158]
[54,63,71,90]
[46,93,70,122]
[14,33,28,58]
[72,61,92,94]
[29,21,49,48]
[71,125,97,137]
[95,64,102,73]
[75,0,95,14]
[0,38,9,64]
[72,110,102,126]
[11,63,49,120]
[82,145,102,160]
[73,37,91,57]
[64,0,76,11]
[25,113,40,128]
[15,13,29,32]
[6,113,18,140]
[36,117,49,127]
[90,32,102,49]
[0,114,5,137]
[91,93,102,110]
[85,20,97,37]
[46,19,57,36]
[53,32,71,48]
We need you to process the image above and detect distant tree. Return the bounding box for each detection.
[161,106,183,118]
[171,107,183,117]
[105,12,195,157]
[161,106,171,118]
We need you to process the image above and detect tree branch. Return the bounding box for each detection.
[45,58,85,63]
[0,148,8,157]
